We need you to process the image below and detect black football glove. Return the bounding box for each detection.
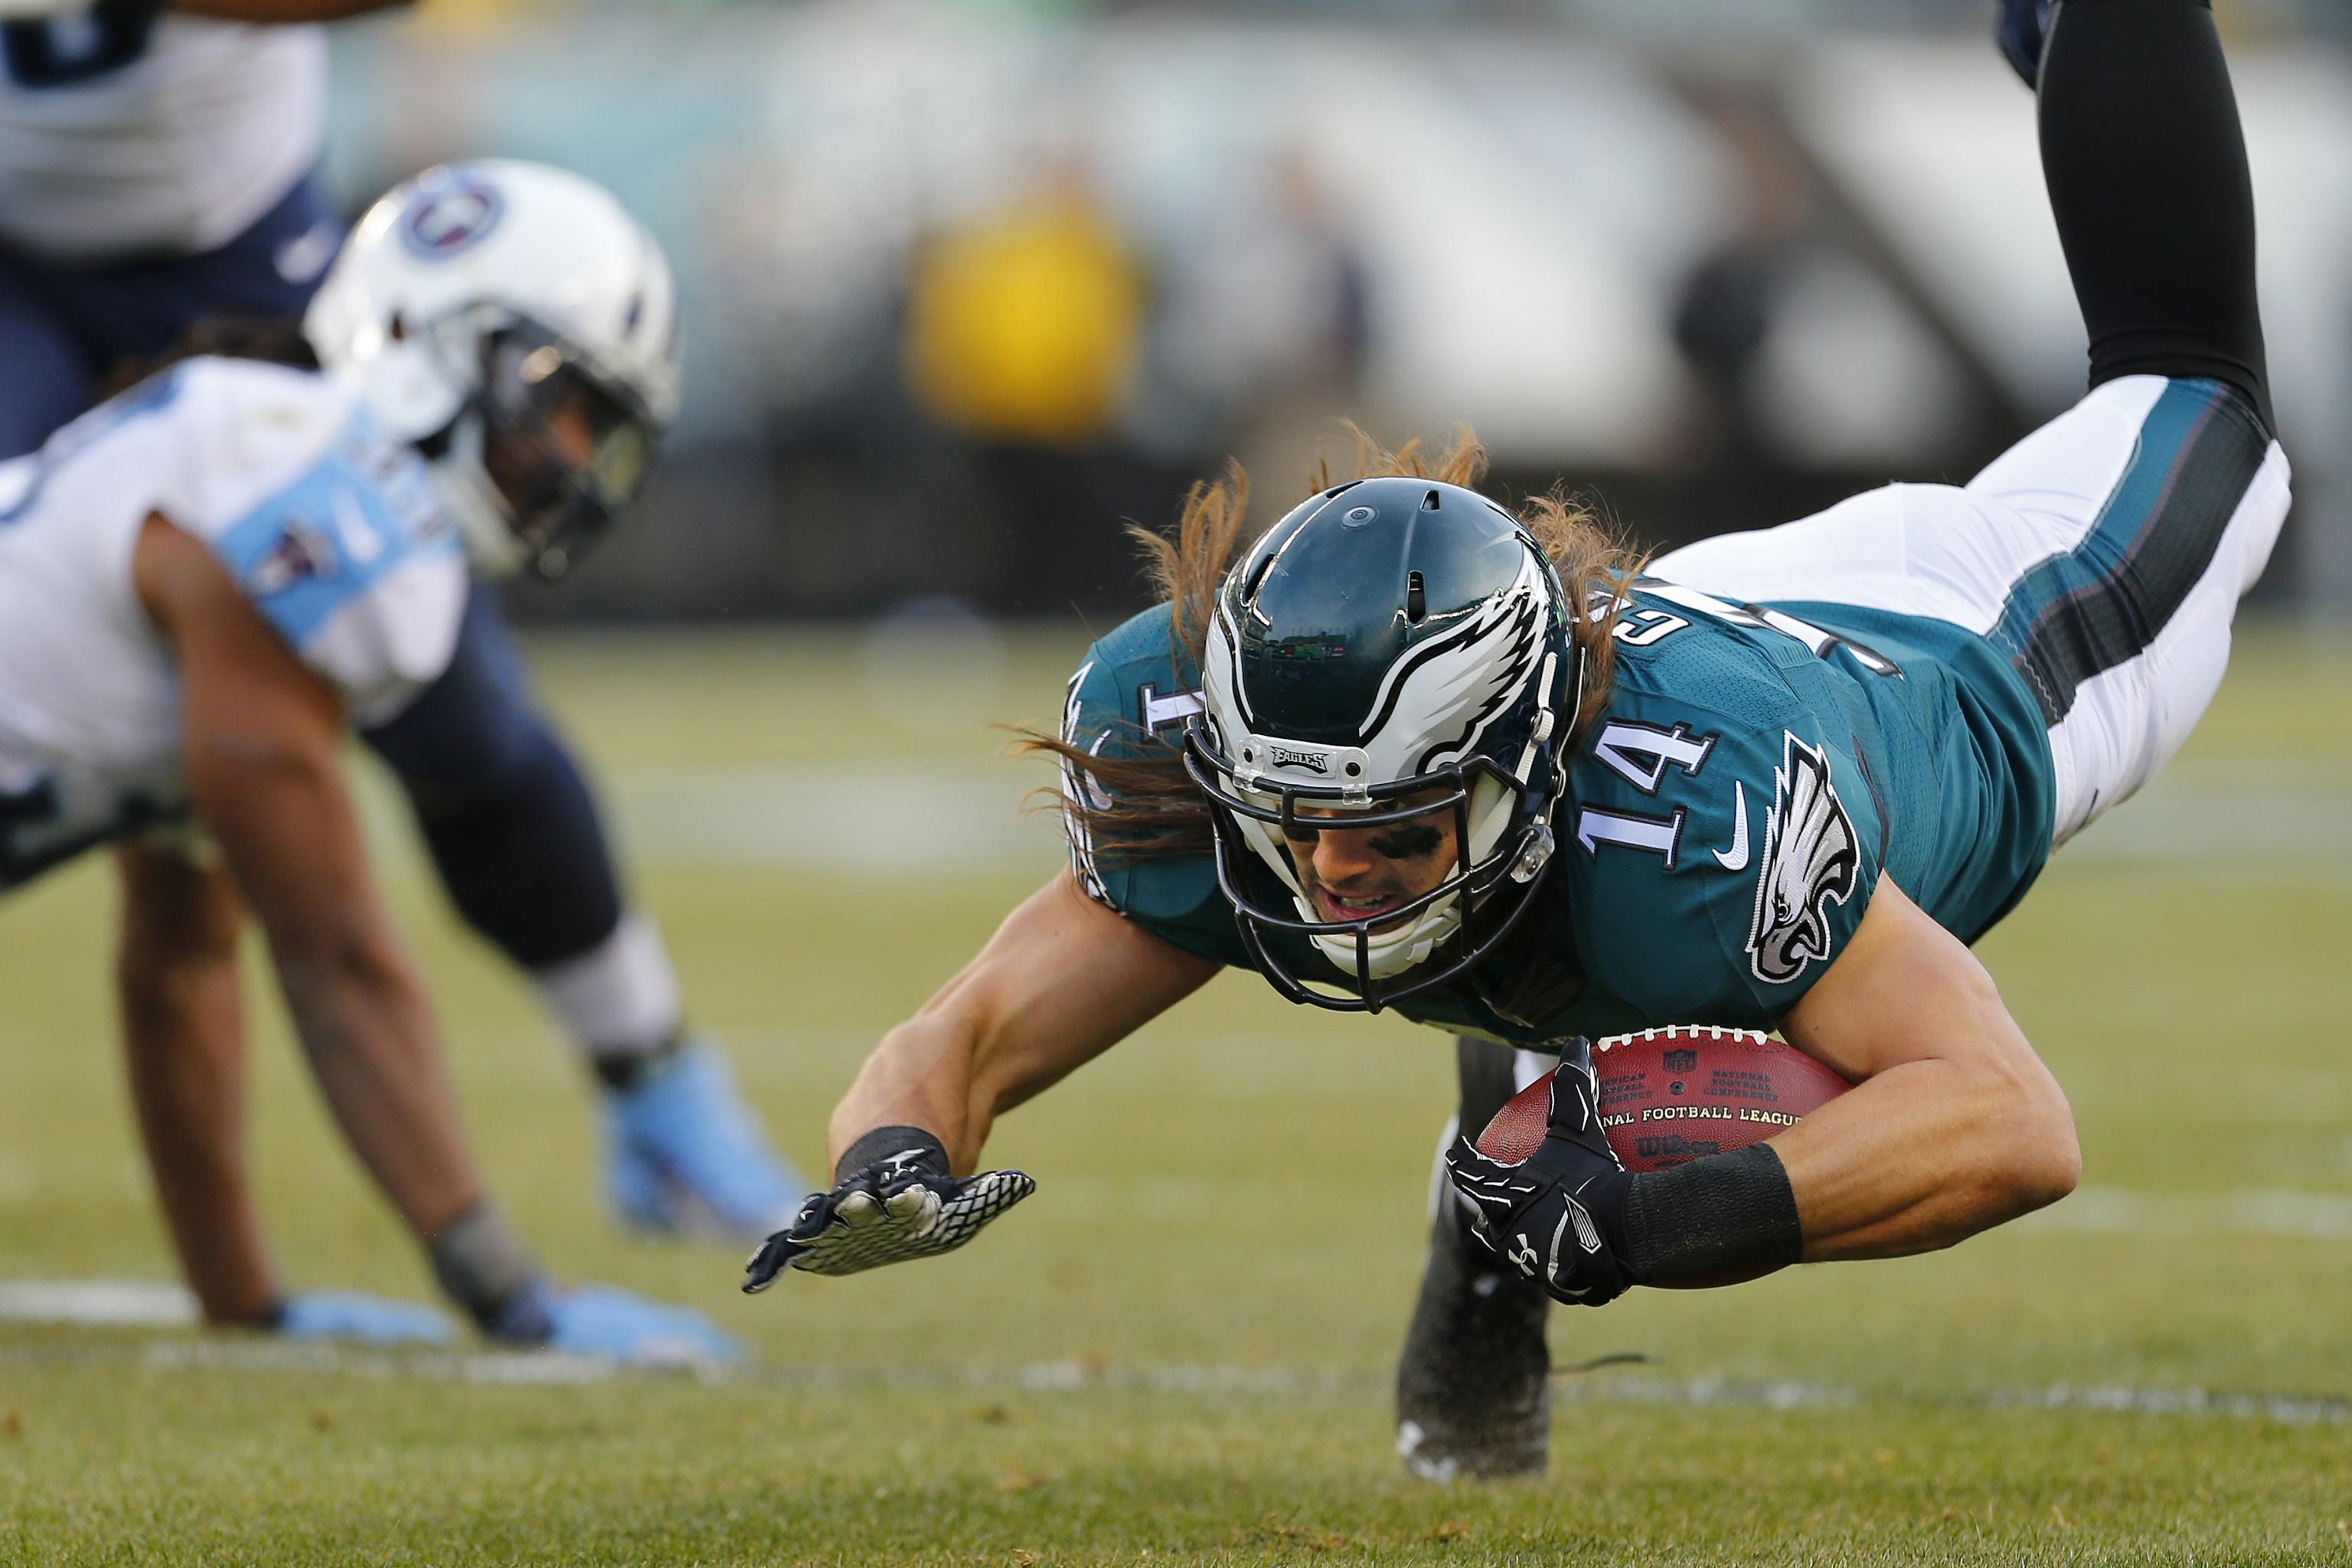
[1442,1060,1634,1308]
[742,1132,1034,1289]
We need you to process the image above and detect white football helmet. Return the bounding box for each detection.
[305,159,682,580]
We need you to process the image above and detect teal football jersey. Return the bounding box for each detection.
[1059,580,2057,1048]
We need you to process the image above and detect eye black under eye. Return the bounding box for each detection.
[1368,825,1445,860]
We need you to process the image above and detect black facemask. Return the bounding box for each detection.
[475,323,660,580]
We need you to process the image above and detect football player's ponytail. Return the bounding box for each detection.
[1520,485,1648,743]
[1018,425,1642,861]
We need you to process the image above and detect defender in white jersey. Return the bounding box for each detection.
[0,162,740,1362]
[0,0,812,1242]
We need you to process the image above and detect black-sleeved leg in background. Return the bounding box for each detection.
[363,586,627,970]
[1393,1035,1555,1480]
[2038,0,2272,432]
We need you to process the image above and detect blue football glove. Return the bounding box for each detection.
[743,1141,1034,1289]
[601,1043,811,1240]
[1442,1061,1634,1308]
[274,1291,459,1347]
[495,1282,743,1367]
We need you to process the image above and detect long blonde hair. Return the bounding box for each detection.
[1021,428,1645,858]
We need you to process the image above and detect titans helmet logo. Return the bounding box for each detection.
[400,170,505,260]
[1745,732,1860,985]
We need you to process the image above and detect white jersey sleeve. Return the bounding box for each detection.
[162,358,468,725]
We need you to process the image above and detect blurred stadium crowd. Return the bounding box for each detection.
[309,0,2350,620]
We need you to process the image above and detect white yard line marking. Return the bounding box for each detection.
[9,1178,2352,1338]
[2020,1186,2352,1241]
[0,1328,2344,1428]
[140,1338,635,1386]
[0,1279,197,1327]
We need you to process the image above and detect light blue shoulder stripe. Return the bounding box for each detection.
[209,407,461,651]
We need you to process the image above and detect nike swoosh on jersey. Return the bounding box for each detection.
[1714,781,1750,870]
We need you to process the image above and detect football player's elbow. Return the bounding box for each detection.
[1978,1062,2080,1218]
[2017,1084,2082,1212]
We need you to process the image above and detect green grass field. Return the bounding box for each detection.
[3,622,2350,1566]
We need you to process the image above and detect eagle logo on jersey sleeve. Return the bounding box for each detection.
[1744,732,1860,985]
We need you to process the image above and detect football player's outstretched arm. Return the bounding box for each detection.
[1773,878,2079,1259]
[132,514,485,1246]
[113,842,283,1326]
[831,868,1219,1173]
[744,868,1216,1287]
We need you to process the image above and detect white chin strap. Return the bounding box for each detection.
[1305,892,1463,980]
[427,413,527,579]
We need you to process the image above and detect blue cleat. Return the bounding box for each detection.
[601,1041,810,1240]
[541,1284,743,1368]
[275,1291,459,1347]
[1997,0,2056,89]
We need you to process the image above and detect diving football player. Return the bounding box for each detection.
[0,161,740,1360]
[745,0,2287,1477]
[0,0,805,1239]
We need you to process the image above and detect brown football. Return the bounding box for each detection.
[1474,1026,1851,1289]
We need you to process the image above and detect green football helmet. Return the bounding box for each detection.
[1183,476,1582,1011]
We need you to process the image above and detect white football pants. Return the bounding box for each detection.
[1651,375,2292,847]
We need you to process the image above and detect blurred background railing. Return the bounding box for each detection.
[321,0,2352,622]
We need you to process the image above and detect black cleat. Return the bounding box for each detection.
[1393,1193,1553,1481]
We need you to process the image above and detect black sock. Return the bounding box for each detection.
[2040,0,2272,431]
[590,1028,685,1092]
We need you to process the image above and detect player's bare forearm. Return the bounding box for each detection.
[744,873,1209,1289]
[113,844,279,1325]
[827,870,1217,1174]
[136,516,483,1243]
[1775,879,2079,1260]
[266,928,482,1239]
[829,1013,989,1174]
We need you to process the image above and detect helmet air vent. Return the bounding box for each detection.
[1243,550,1277,605]
[1421,488,1442,511]
[1406,570,1426,624]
